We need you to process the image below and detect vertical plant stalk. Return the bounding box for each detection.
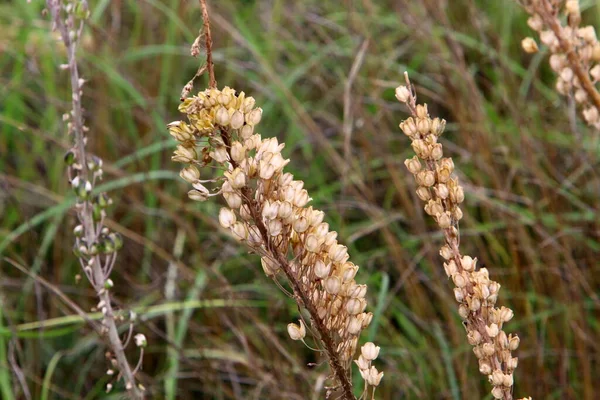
[168,5,382,399]
[519,0,600,126]
[45,1,143,398]
[395,74,529,400]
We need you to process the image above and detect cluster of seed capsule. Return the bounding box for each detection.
[522,0,600,128]
[396,84,523,400]
[169,86,382,391]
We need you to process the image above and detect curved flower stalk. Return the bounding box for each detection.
[46,1,144,398]
[169,87,382,399]
[519,0,600,128]
[395,74,529,400]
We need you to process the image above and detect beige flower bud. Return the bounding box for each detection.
[240,124,254,139]
[287,319,306,341]
[180,166,200,183]
[508,334,520,351]
[293,216,309,233]
[218,207,236,228]
[267,219,283,236]
[366,366,384,387]
[444,260,458,277]
[479,359,492,375]
[416,186,431,201]
[293,189,310,207]
[246,108,263,126]
[360,342,380,361]
[437,212,452,229]
[416,104,428,119]
[324,276,341,294]
[315,260,332,279]
[395,85,410,103]
[342,263,358,282]
[527,14,543,31]
[328,243,348,263]
[354,355,370,370]
[229,110,245,130]
[305,234,321,253]
[400,118,417,137]
[210,146,229,163]
[491,387,505,399]
[521,37,538,54]
[485,323,499,338]
[230,222,248,241]
[404,156,422,174]
[215,106,230,126]
[172,145,197,163]
[188,189,208,202]
[348,316,363,335]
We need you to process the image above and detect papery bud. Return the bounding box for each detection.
[219,208,236,228]
[360,342,380,361]
[346,298,363,315]
[223,192,242,209]
[508,334,520,351]
[527,14,543,31]
[416,186,431,201]
[180,166,200,183]
[215,107,230,126]
[395,85,410,103]
[293,216,309,233]
[328,243,348,263]
[315,260,332,279]
[521,37,539,53]
[404,156,421,174]
[324,276,341,294]
[246,108,263,125]
[172,145,197,163]
[287,320,306,340]
[210,146,229,163]
[230,141,246,163]
[278,201,293,219]
[348,317,362,335]
[262,200,279,220]
[485,323,499,338]
[416,104,428,119]
[231,222,248,241]
[188,188,209,202]
[366,366,384,387]
[267,219,283,236]
[355,355,370,370]
[240,124,254,139]
[342,263,358,282]
[230,110,245,130]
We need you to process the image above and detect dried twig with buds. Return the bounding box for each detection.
[169,4,381,399]
[519,0,600,127]
[395,73,530,400]
[45,1,144,398]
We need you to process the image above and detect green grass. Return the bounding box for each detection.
[1,0,599,398]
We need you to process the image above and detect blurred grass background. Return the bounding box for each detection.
[1,0,599,399]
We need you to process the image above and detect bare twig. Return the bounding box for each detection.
[44,1,143,398]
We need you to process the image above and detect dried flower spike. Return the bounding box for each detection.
[519,0,600,128]
[396,72,528,400]
[169,85,381,399]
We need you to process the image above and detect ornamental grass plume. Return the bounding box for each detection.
[46,0,144,398]
[395,73,530,400]
[519,0,600,127]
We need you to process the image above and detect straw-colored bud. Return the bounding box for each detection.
[527,15,543,31]
[293,216,309,233]
[172,145,197,163]
[342,263,359,282]
[268,219,283,236]
[218,208,236,228]
[360,342,380,361]
[246,108,263,125]
[521,37,539,53]
[324,276,341,294]
[240,124,254,139]
[230,110,245,129]
[293,189,310,207]
[262,200,279,220]
[578,26,596,43]
[492,387,505,399]
[229,169,246,189]
[215,106,230,126]
[210,146,229,163]
[416,186,431,201]
[454,288,464,302]
[508,334,520,351]
[437,212,452,229]
[479,359,492,375]
[180,166,200,183]
[231,141,246,163]
[461,255,476,271]
[404,156,422,174]
[395,85,410,103]
[416,104,428,119]
[444,260,458,277]
[346,298,363,315]
[328,243,348,263]
[287,320,306,341]
[485,323,499,338]
[366,366,384,386]
[348,316,363,335]
[354,355,370,370]
[467,330,482,345]
[315,260,332,279]
[583,106,600,124]
[231,222,248,241]
[188,188,209,202]
[223,192,242,209]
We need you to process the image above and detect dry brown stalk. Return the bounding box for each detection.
[395,73,530,400]
[168,5,382,399]
[519,0,600,127]
[45,1,144,397]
